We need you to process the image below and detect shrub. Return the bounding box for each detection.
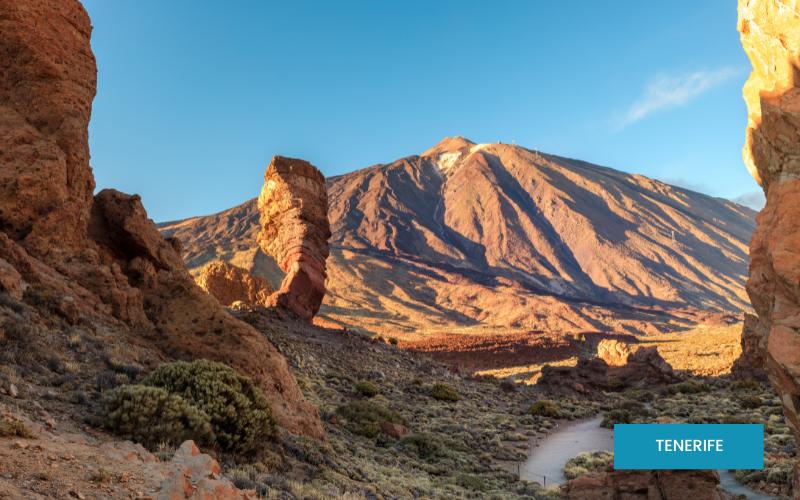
[601,409,632,428]
[730,379,761,392]
[0,418,35,438]
[430,383,459,402]
[399,433,445,460]
[388,337,399,346]
[100,385,214,448]
[336,400,405,439]
[499,379,517,392]
[669,380,710,395]
[529,400,560,418]
[355,380,379,397]
[141,360,274,453]
[563,451,613,479]
[739,395,762,409]
[454,473,487,491]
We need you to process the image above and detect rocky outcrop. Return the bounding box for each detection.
[257,156,331,320]
[157,441,256,499]
[0,0,321,438]
[196,260,273,306]
[738,0,800,440]
[596,339,632,367]
[732,313,768,380]
[539,342,678,393]
[0,0,97,257]
[563,470,731,500]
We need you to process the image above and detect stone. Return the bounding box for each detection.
[257,156,331,320]
[379,421,408,439]
[196,260,273,307]
[731,313,767,380]
[738,0,800,440]
[155,441,256,500]
[563,470,732,500]
[0,0,97,257]
[596,339,631,366]
[0,0,322,439]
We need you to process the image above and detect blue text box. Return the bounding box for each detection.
[614,424,764,470]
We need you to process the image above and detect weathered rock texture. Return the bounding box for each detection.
[731,313,767,379]
[739,0,800,440]
[0,0,321,438]
[197,260,274,307]
[540,342,678,393]
[257,156,331,320]
[0,0,96,256]
[563,470,731,500]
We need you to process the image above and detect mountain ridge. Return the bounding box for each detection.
[160,137,756,338]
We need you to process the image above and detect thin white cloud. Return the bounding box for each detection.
[732,191,765,210]
[617,67,739,129]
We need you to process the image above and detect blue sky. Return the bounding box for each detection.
[83,0,762,222]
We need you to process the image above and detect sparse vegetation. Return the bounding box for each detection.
[563,451,613,479]
[336,400,405,439]
[354,380,379,397]
[0,417,35,438]
[529,400,560,418]
[430,383,459,402]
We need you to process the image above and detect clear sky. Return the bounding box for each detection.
[82,0,763,222]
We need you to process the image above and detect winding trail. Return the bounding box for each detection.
[519,416,775,499]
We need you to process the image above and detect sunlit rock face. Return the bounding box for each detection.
[738,0,800,441]
[0,0,322,439]
[257,156,331,320]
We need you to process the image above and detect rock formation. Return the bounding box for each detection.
[0,0,321,438]
[731,313,767,380]
[563,470,732,500]
[539,342,678,393]
[596,339,632,367]
[196,260,274,307]
[738,0,800,441]
[257,156,331,320]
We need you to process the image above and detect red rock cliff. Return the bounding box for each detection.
[257,156,331,320]
[0,0,322,438]
[739,0,800,441]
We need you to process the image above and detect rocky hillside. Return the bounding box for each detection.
[162,137,755,337]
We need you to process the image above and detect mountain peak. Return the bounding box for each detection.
[421,136,476,157]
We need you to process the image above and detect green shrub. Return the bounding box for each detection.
[563,451,613,479]
[388,337,399,346]
[141,360,274,453]
[739,395,762,409]
[399,433,445,460]
[336,400,405,439]
[529,400,560,418]
[669,380,710,394]
[100,385,214,448]
[355,380,379,397]
[430,383,459,402]
[454,472,487,491]
[0,418,35,438]
[601,409,632,428]
[730,379,761,392]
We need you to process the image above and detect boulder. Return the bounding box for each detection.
[596,339,631,366]
[156,441,256,499]
[738,0,800,440]
[257,156,331,320]
[196,260,273,307]
[563,470,731,500]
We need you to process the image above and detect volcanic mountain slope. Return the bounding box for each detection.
[161,137,755,337]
